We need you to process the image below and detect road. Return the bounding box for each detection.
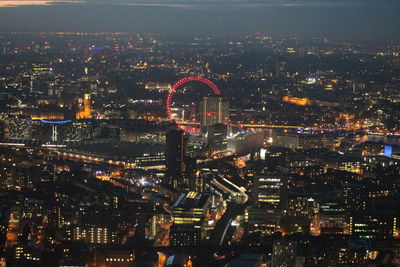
[209,202,245,246]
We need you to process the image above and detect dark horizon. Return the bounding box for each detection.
[0,0,399,41]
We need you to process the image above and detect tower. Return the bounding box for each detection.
[76,93,91,119]
[165,128,188,191]
[83,93,91,118]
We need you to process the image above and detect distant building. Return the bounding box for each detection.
[32,62,52,77]
[305,150,363,174]
[0,114,32,140]
[19,108,65,120]
[273,132,335,150]
[63,121,94,141]
[145,82,171,91]
[31,62,53,94]
[0,162,35,189]
[282,96,310,106]
[275,57,286,78]
[228,131,264,154]
[76,94,91,119]
[199,96,229,128]
[0,120,5,139]
[272,240,303,267]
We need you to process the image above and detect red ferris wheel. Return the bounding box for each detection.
[166,76,220,132]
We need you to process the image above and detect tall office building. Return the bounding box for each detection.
[199,96,229,128]
[170,192,210,247]
[254,175,288,209]
[165,128,188,190]
[207,123,228,153]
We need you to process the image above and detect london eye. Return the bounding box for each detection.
[166,76,220,133]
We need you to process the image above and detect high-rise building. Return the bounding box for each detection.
[199,96,229,128]
[207,123,228,153]
[165,128,188,190]
[170,192,210,247]
[254,175,288,209]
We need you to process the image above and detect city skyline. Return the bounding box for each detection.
[0,0,399,40]
[0,0,399,265]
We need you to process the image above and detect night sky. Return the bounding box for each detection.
[0,0,399,40]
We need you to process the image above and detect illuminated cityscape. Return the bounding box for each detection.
[0,1,399,266]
